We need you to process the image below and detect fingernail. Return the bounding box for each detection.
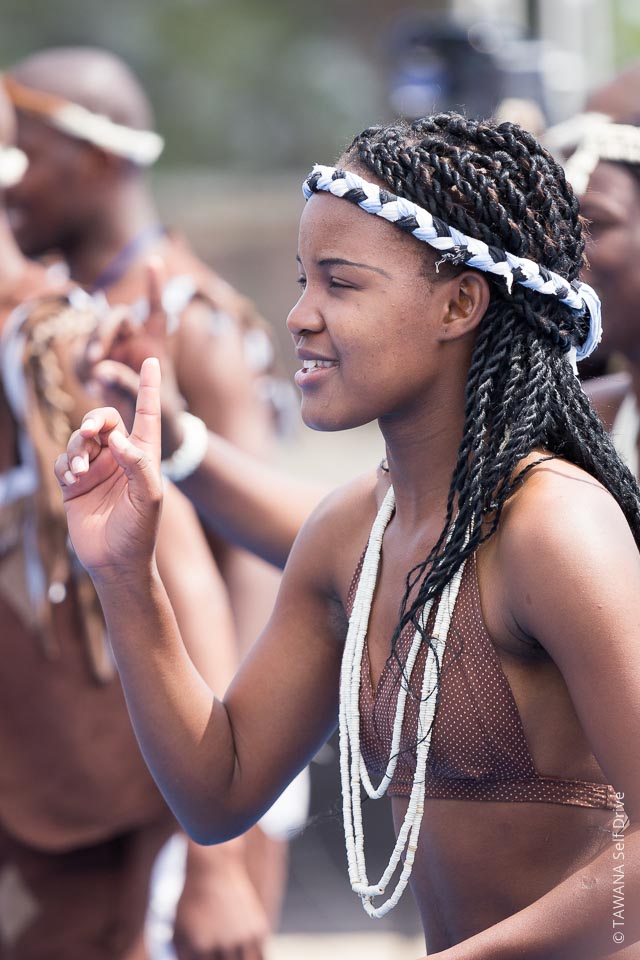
[110,431,127,451]
[81,418,97,433]
[71,456,87,474]
[64,471,77,485]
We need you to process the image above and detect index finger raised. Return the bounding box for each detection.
[130,357,162,463]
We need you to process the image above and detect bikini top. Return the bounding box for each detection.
[346,549,618,809]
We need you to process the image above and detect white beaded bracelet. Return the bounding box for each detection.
[160,411,209,483]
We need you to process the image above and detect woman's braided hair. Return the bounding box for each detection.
[340,112,640,676]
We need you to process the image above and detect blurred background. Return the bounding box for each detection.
[2,0,639,956]
[4,0,638,393]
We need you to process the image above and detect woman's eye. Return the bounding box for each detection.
[296,276,306,287]
[329,278,353,289]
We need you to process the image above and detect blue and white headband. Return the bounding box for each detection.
[302,164,602,363]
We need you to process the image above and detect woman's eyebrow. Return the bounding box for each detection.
[317,257,392,278]
[295,255,392,278]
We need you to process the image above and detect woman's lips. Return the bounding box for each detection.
[294,358,339,388]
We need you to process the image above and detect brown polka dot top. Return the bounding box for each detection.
[346,549,617,809]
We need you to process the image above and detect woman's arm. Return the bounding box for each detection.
[429,465,640,960]
[55,361,344,843]
[157,480,238,689]
[94,505,342,844]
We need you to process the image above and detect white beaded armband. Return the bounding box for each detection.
[160,411,209,483]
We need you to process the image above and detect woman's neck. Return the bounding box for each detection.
[379,383,466,531]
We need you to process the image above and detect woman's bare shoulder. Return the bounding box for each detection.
[490,454,640,655]
[496,454,636,587]
[501,455,619,540]
[288,465,389,600]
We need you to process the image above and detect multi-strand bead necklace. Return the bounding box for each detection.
[339,485,467,918]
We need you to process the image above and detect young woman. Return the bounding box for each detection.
[55,114,640,959]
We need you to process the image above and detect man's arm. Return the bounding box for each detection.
[171,427,326,569]
[173,297,273,459]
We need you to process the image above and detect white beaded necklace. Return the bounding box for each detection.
[339,485,467,918]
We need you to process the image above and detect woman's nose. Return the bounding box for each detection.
[286,290,325,337]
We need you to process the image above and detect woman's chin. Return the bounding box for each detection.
[300,404,373,433]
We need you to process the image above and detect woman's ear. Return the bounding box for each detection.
[438,271,491,342]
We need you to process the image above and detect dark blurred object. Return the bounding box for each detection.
[387,12,546,122]
[576,351,614,382]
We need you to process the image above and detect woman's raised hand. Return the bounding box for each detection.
[54,357,163,580]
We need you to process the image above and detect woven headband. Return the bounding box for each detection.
[548,113,640,197]
[4,75,164,167]
[302,164,602,363]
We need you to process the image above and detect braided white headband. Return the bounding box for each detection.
[302,164,602,363]
[4,75,163,167]
[48,103,164,166]
[543,111,612,159]
[561,117,640,198]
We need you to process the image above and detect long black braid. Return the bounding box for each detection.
[339,112,640,695]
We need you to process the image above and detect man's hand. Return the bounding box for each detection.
[173,841,269,960]
[86,259,188,458]
[87,257,173,373]
[91,357,187,461]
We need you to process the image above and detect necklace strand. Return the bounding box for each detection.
[339,485,467,918]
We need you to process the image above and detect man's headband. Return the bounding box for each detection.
[302,164,601,362]
[545,112,640,197]
[4,74,164,167]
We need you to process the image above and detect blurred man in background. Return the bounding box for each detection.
[545,62,640,474]
[4,46,286,667]
[6,47,309,910]
[0,72,276,960]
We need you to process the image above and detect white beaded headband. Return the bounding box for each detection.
[5,75,164,167]
[553,114,640,197]
[46,102,164,166]
[543,111,612,159]
[302,164,602,363]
